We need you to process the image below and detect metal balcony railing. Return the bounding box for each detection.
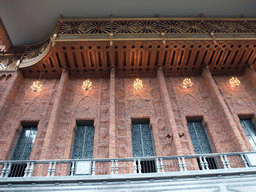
[0,152,255,178]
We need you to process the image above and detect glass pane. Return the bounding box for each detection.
[241,120,251,136]
[141,123,155,157]
[11,127,37,160]
[72,125,95,159]
[187,121,212,154]
[131,122,155,157]
[240,119,256,151]
[83,125,94,158]
[131,124,143,157]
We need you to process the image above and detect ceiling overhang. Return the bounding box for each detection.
[1,17,256,76]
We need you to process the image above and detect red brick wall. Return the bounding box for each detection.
[115,74,170,158]
[0,70,254,165]
[215,74,256,151]
[0,77,58,160]
[166,75,246,154]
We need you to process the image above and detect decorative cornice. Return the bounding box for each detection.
[1,17,256,72]
[19,40,51,68]
[56,17,256,42]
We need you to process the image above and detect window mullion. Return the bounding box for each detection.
[82,126,87,159]
[192,122,204,154]
[140,124,145,157]
[20,128,32,160]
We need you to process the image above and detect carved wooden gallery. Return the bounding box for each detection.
[0,17,256,191]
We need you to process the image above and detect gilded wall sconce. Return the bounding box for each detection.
[134,78,143,90]
[183,78,193,88]
[31,81,42,92]
[229,77,240,87]
[31,72,42,92]
[82,79,92,90]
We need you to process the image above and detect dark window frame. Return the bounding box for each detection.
[9,122,38,177]
[240,117,256,151]
[131,119,156,173]
[187,118,218,170]
[71,121,95,160]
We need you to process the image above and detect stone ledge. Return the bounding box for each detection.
[1,167,256,185]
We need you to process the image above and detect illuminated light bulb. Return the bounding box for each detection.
[229,77,240,87]
[134,78,143,90]
[82,79,92,90]
[183,78,193,89]
[31,81,42,92]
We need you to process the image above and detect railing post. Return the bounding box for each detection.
[70,161,75,176]
[160,158,165,172]
[155,158,160,173]
[1,163,7,177]
[111,160,114,175]
[182,157,187,171]
[5,163,12,177]
[24,162,30,177]
[28,162,34,177]
[1,153,250,178]
[199,156,205,170]
[240,154,249,168]
[178,157,183,171]
[203,156,209,170]
[92,161,96,175]
[220,155,227,169]
[133,159,137,174]
[115,160,118,174]
[224,155,230,168]
[47,162,52,177]
[51,162,56,176]
[138,159,142,174]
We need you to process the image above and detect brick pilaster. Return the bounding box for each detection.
[0,71,22,124]
[39,68,69,160]
[202,66,247,152]
[244,65,256,89]
[109,67,116,158]
[0,71,22,160]
[157,66,182,155]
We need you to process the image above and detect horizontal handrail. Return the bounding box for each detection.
[0,151,255,178]
[0,151,254,164]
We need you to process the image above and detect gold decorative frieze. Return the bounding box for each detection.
[56,18,256,41]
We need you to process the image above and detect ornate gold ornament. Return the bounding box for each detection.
[31,81,42,92]
[58,19,255,36]
[82,79,92,90]
[183,78,193,88]
[229,77,240,87]
[134,78,143,90]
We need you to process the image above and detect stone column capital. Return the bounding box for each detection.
[158,65,163,70]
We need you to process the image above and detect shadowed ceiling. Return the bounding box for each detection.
[0,0,255,46]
